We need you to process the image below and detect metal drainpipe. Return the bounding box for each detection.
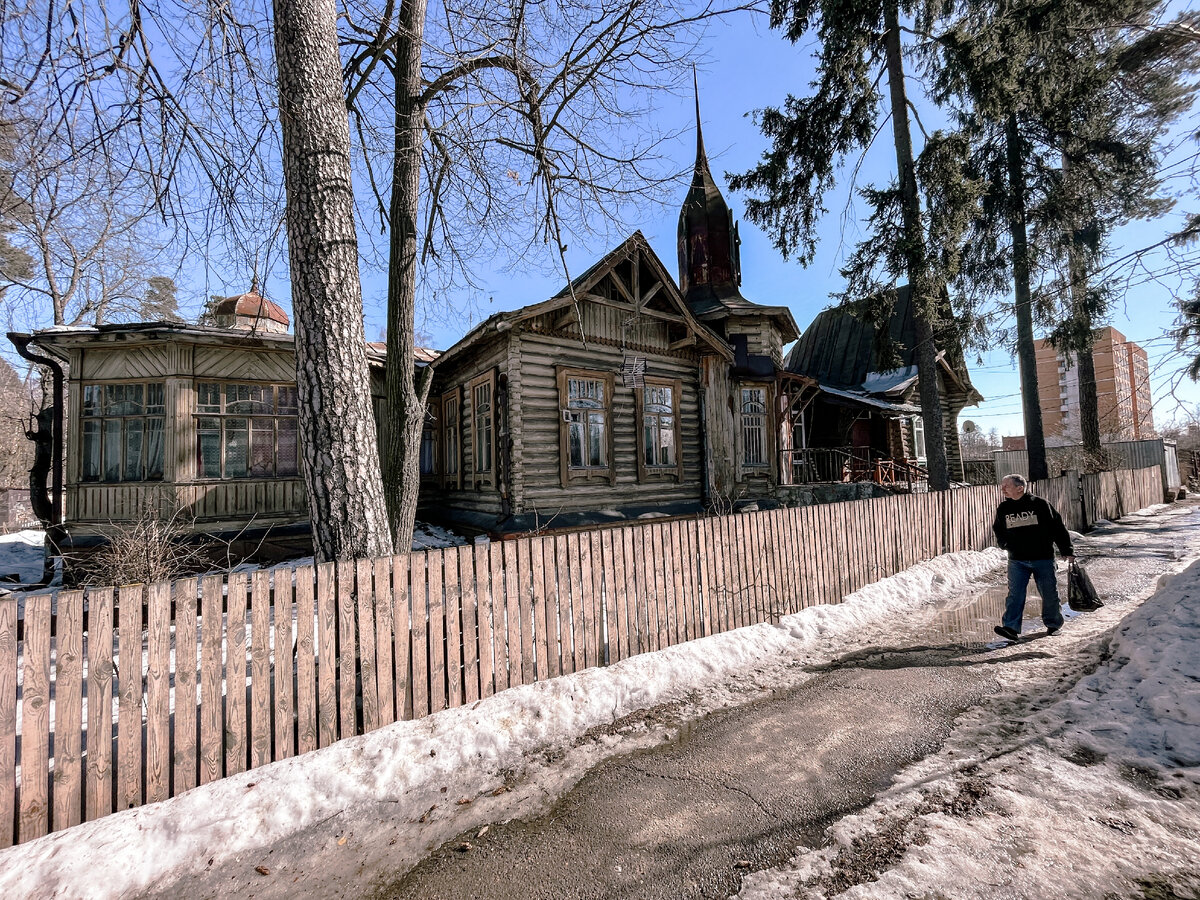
[8,332,65,584]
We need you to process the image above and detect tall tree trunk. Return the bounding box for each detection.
[1004,113,1048,482]
[884,0,950,492]
[1067,243,1102,454]
[272,0,393,561]
[382,0,435,553]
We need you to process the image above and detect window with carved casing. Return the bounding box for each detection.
[637,378,682,482]
[441,388,461,489]
[82,382,166,482]
[740,386,768,469]
[469,371,496,488]
[558,367,614,486]
[195,382,299,479]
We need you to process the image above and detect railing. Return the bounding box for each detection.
[784,447,928,491]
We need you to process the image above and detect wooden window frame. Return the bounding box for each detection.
[81,380,167,483]
[469,370,496,489]
[193,380,300,481]
[441,387,462,490]
[557,366,615,488]
[636,376,683,483]
[738,382,773,476]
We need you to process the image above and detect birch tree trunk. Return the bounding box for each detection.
[273,0,394,561]
[1004,113,1049,482]
[382,0,434,554]
[884,0,950,492]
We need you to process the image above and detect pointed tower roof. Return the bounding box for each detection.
[676,74,798,342]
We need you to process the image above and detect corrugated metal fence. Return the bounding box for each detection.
[0,466,1163,847]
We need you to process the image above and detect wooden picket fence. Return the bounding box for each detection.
[0,466,1164,848]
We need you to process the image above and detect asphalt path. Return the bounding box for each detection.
[376,661,997,900]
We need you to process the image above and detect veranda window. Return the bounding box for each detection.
[741,387,767,467]
[196,382,299,479]
[911,415,927,461]
[82,382,166,482]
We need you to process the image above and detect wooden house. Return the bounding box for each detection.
[783,289,982,485]
[11,291,333,559]
[9,107,979,557]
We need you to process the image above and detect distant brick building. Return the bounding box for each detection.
[1034,326,1153,444]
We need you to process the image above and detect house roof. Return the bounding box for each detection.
[211,288,290,328]
[23,323,438,368]
[785,285,981,405]
[433,232,736,369]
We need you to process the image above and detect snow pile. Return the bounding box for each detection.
[0,545,1008,898]
[778,547,1006,642]
[0,529,45,584]
[1056,558,1200,772]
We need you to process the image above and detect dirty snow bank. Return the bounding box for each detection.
[0,547,1004,898]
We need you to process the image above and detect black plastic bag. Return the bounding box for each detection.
[1068,559,1104,611]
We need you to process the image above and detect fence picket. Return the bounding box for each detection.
[390,556,412,721]
[503,540,523,688]
[409,554,429,719]
[580,533,599,666]
[251,570,272,768]
[548,536,566,678]
[356,558,380,731]
[86,587,114,821]
[459,545,479,704]
[19,594,50,840]
[427,550,446,714]
[199,575,224,786]
[535,540,552,681]
[225,573,248,778]
[171,581,197,795]
[531,537,553,681]
[618,527,637,655]
[374,556,395,726]
[294,565,318,755]
[476,543,497,698]
[337,561,359,735]
[275,567,297,757]
[53,590,84,829]
[0,596,13,848]
[567,534,586,671]
[316,563,338,748]
[442,550,462,710]
[116,584,143,812]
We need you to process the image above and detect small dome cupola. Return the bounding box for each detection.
[677,73,742,304]
[211,277,290,333]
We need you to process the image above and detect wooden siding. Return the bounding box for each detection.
[192,346,294,383]
[67,480,307,528]
[510,333,703,514]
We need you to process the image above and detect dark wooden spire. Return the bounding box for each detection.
[677,71,742,309]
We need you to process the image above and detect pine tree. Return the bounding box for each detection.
[730,0,967,491]
[932,0,1199,465]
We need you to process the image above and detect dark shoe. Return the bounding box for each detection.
[994,625,1020,642]
[1046,624,1062,635]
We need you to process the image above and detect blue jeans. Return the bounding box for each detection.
[1003,558,1064,633]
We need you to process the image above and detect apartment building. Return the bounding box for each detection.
[1034,326,1154,444]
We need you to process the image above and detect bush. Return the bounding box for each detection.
[83,505,215,586]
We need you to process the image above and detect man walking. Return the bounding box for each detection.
[992,473,1074,641]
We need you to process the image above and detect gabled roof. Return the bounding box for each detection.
[786,285,981,404]
[433,232,735,369]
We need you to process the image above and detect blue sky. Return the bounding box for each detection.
[353,11,1200,438]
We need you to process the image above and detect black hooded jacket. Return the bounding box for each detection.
[992,492,1073,561]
